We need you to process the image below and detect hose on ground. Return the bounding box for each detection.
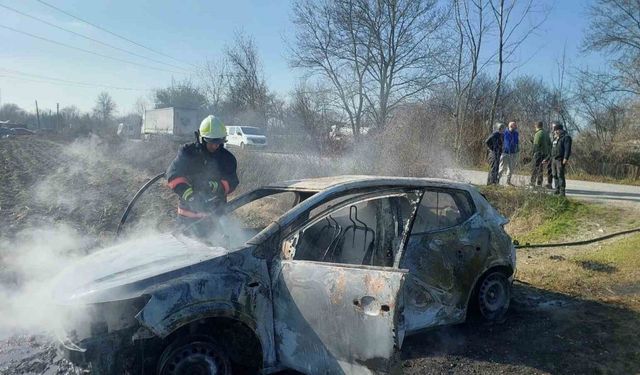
[116,172,166,239]
[514,227,640,249]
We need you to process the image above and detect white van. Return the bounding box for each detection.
[226,126,268,149]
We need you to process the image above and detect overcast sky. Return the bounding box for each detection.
[0,0,606,114]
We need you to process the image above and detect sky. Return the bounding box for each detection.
[0,0,607,114]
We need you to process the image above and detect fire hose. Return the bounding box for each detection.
[116,172,166,238]
[514,227,640,249]
[115,172,226,239]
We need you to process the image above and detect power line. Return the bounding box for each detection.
[36,0,197,68]
[0,23,186,74]
[0,3,191,72]
[0,68,150,91]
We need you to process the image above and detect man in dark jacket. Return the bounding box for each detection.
[485,122,505,185]
[530,121,552,186]
[166,115,239,239]
[550,122,572,196]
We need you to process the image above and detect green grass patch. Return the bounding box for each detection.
[573,233,640,270]
[479,185,618,244]
[516,199,592,244]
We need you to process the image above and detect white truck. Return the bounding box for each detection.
[142,107,201,141]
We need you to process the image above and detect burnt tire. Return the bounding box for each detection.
[476,271,511,322]
[157,335,231,375]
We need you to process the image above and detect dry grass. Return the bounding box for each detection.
[517,233,640,309]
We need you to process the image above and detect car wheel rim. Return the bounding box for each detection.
[161,341,227,375]
[479,273,509,318]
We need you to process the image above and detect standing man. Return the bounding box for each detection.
[551,122,572,196]
[166,115,239,239]
[498,121,520,186]
[485,122,506,185]
[530,121,552,187]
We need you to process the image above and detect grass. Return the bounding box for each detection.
[518,233,640,309]
[479,185,630,245]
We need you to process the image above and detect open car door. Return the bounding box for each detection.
[272,191,419,374]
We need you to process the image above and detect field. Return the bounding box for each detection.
[1,137,639,374]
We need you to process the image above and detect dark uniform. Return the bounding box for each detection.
[551,130,572,196]
[166,142,239,238]
[485,131,503,185]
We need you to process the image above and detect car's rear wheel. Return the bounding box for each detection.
[157,335,231,375]
[477,271,510,322]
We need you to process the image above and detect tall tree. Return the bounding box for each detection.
[225,33,270,125]
[583,0,640,95]
[93,92,116,125]
[487,0,548,131]
[448,0,492,160]
[291,0,371,139]
[359,0,447,128]
[153,80,207,109]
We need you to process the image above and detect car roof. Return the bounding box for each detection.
[266,175,473,193]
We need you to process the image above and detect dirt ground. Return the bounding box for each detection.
[1,137,639,374]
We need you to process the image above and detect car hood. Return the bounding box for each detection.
[52,233,231,304]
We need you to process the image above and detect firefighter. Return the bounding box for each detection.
[166,115,239,239]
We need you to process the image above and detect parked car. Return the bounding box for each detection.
[53,176,515,375]
[0,128,13,138]
[10,127,36,135]
[226,125,268,149]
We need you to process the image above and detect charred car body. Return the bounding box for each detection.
[53,176,515,374]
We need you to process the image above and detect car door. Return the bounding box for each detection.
[272,191,420,374]
[399,188,488,332]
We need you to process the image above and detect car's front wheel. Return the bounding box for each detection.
[476,271,511,322]
[157,335,231,375]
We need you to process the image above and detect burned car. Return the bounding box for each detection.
[53,176,515,374]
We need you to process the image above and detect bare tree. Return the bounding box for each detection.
[199,58,229,112]
[133,97,148,119]
[93,92,116,126]
[225,33,270,124]
[153,80,207,109]
[358,0,448,128]
[583,0,640,95]
[573,70,630,147]
[291,0,371,139]
[487,0,548,131]
[448,0,493,160]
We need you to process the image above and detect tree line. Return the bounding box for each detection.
[1,0,638,170]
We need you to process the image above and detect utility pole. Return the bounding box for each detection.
[56,103,60,132]
[35,100,41,130]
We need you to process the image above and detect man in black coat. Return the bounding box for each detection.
[550,122,572,197]
[166,115,239,239]
[485,122,506,185]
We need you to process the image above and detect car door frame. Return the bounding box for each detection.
[398,186,487,332]
[269,189,421,374]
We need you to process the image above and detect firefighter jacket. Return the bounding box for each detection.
[166,142,239,217]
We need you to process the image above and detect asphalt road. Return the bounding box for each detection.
[445,168,640,204]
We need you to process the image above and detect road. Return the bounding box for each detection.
[445,168,640,204]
